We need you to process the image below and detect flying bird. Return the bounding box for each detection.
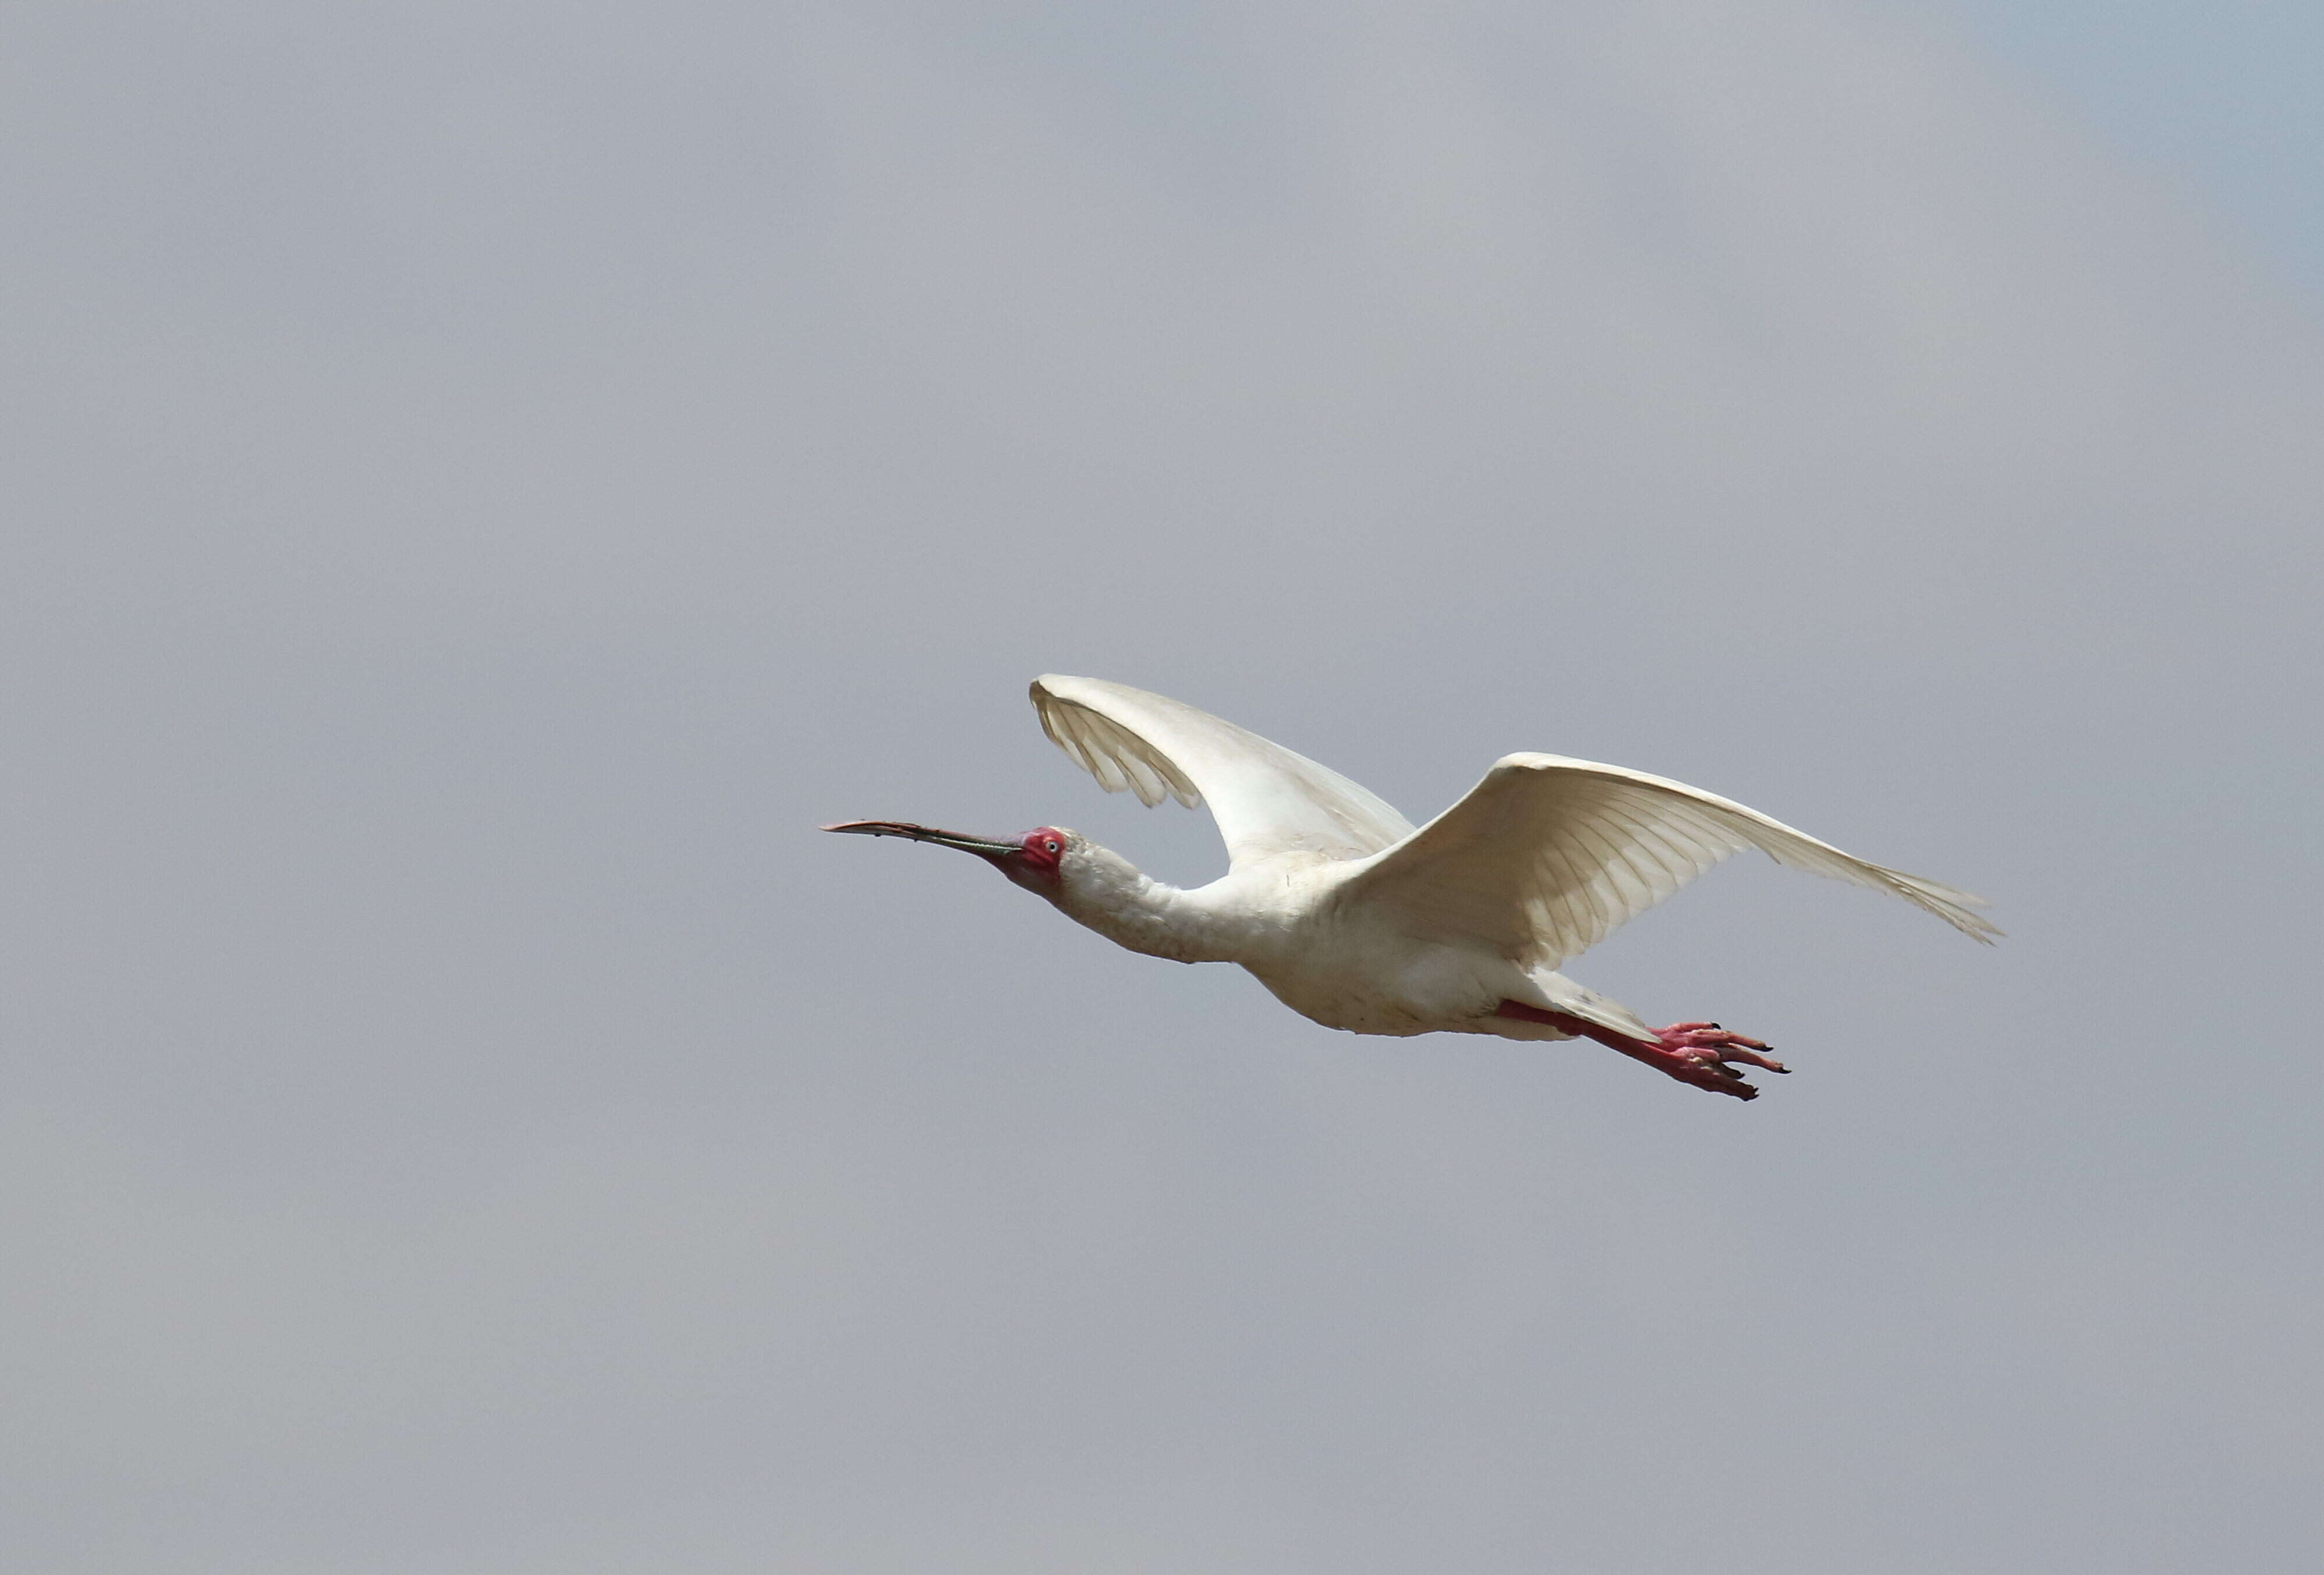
[826,676,1996,1100]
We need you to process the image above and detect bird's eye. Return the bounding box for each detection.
[1043,839,1060,854]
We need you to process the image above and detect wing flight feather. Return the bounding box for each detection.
[1030,676,1415,869]
[1342,753,1998,969]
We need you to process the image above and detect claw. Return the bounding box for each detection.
[1645,1021,1790,1099]
[1490,1001,1792,1102]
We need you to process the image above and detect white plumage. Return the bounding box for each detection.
[829,676,1995,1101]
[1033,675,1413,863]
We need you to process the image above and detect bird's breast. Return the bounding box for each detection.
[1241,923,1523,1037]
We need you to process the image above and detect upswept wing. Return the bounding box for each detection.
[1030,676,1415,868]
[1340,753,1999,969]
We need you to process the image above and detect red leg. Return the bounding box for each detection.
[1495,1001,1788,1101]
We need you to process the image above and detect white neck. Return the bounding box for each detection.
[1051,842,1242,965]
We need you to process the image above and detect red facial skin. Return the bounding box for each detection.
[1014,826,1068,889]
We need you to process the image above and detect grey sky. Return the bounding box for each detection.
[1935,0,2324,293]
[3,3,2318,1571]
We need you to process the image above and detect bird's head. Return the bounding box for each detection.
[821,819,1078,899]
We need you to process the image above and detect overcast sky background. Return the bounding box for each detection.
[4,3,2319,1571]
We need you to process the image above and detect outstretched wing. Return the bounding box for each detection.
[1030,675,1415,869]
[1340,753,1998,969]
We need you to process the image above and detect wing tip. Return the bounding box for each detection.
[1028,675,1206,812]
[1883,870,2004,943]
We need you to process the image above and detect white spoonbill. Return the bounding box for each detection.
[827,676,1996,1101]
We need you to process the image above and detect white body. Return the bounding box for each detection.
[1052,843,1646,1042]
[1018,676,1996,1048]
